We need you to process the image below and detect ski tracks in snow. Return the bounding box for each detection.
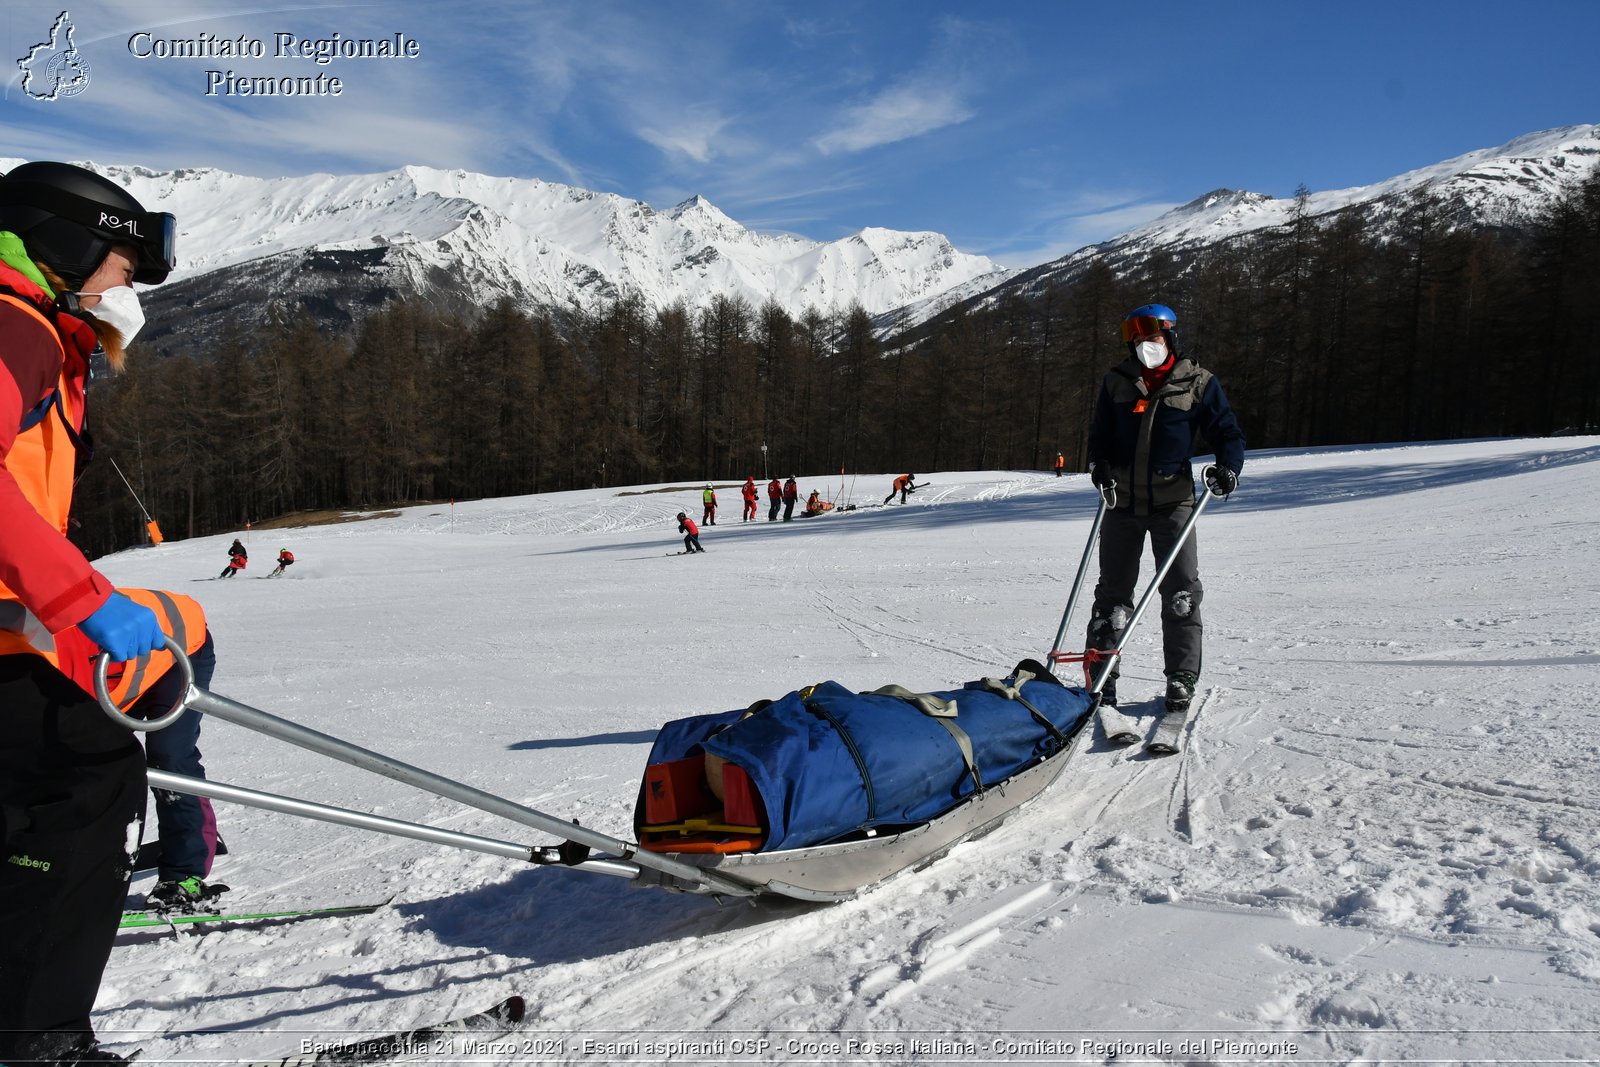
[861,884,1056,1009]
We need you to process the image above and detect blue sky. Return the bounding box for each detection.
[4,0,1595,268]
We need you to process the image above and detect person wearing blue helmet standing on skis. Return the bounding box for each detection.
[1084,304,1245,714]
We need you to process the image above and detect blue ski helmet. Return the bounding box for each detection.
[1120,304,1179,355]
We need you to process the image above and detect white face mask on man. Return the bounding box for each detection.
[77,285,146,345]
[1135,338,1168,369]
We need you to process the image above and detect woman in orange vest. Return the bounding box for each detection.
[0,162,200,1063]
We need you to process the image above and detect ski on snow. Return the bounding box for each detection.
[120,897,393,930]
[1098,698,1191,754]
[1143,707,1188,756]
[246,995,526,1067]
[1096,702,1143,745]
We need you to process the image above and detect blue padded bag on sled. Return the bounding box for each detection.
[637,664,1092,852]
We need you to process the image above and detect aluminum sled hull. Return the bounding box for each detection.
[661,736,1084,902]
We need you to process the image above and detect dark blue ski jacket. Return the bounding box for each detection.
[1087,355,1245,517]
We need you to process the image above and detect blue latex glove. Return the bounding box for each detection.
[78,591,166,662]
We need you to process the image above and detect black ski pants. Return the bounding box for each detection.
[1085,503,1203,682]
[0,652,146,1061]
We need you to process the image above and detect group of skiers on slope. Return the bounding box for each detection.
[680,471,897,553]
[0,160,1246,1065]
[218,539,296,579]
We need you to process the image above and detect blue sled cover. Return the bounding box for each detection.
[639,669,1092,852]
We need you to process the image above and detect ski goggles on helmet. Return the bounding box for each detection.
[1120,315,1173,343]
[3,178,177,283]
[100,208,177,284]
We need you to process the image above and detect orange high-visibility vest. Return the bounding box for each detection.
[0,292,208,709]
[1,289,85,659]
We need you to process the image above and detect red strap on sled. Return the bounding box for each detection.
[1047,647,1116,689]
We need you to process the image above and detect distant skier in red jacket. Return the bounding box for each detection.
[741,477,758,522]
[782,476,798,522]
[676,512,706,553]
[219,538,247,578]
[767,478,782,522]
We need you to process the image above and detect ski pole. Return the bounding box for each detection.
[1048,482,1116,660]
[1086,482,1216,698]
[94,643,761,897]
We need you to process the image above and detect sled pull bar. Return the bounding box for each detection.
[98,647,759,898]
[147,768,651,883]
[147,768,539,862]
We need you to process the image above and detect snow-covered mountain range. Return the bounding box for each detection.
[0,155,1011,339]
[3,123,1595,349]
[950,123,1600,320]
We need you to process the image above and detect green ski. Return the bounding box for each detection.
[120,897,392,930]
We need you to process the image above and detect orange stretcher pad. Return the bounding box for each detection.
[637,756,766,854]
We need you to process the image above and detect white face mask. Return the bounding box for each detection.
[1135,339,1168,369]
[78,285,146,345]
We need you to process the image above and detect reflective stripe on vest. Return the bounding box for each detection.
[101,589,207,709]
[0,588,206,709]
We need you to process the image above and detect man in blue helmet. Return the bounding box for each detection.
[1084,303,1245,714]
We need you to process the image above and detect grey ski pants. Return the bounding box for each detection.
[1085,503,1203,680]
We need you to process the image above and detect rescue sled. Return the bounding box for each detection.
[103,647,1092,902]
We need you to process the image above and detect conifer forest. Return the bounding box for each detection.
[73,166,1600,558]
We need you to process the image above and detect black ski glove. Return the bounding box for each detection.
[1089,464,1115,490]
[1205,465,1238,497]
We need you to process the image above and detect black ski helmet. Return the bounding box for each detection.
[1120,303,1179,357]
[676,511,686,520]
[0,161,176,287]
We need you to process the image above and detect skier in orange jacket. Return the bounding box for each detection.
[884,473,918,504]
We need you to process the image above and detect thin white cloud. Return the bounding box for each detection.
[637,109,733,165]
[814,80,974,155]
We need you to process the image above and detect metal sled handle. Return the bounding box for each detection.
[1047,482,1116,658]
[94,633,194,732]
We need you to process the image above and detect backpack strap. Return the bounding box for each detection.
[979,670,1069,751]
[871,684,983,793]
[19,389,59,433]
